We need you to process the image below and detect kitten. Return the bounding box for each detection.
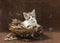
[22,9,38,29]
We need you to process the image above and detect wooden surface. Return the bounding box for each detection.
[0,31,60,43]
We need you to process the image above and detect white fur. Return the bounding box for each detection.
[22,18,37,29]
[22,9,38,29]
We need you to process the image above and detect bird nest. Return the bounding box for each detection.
[9,21,43,36]
[4,20,43,41]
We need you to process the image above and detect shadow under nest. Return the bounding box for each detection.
[15,33,50,42]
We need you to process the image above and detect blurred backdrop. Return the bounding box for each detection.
[0,0,60,32]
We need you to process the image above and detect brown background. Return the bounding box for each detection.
[0,0,60,31]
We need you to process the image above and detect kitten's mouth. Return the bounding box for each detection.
[31,19,33,20]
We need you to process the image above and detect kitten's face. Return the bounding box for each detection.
[23,9,36,20]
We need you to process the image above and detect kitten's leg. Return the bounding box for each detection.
[4,33,17,40]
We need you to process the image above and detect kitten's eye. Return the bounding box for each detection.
[28,17,30,19]
[32,16,35,18]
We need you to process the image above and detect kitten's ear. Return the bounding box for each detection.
[23,12,27,15]
[32,9,35,12]
[31,9,36,16]
[23,12,28,19]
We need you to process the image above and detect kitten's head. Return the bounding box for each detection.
[23,9,36,20]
